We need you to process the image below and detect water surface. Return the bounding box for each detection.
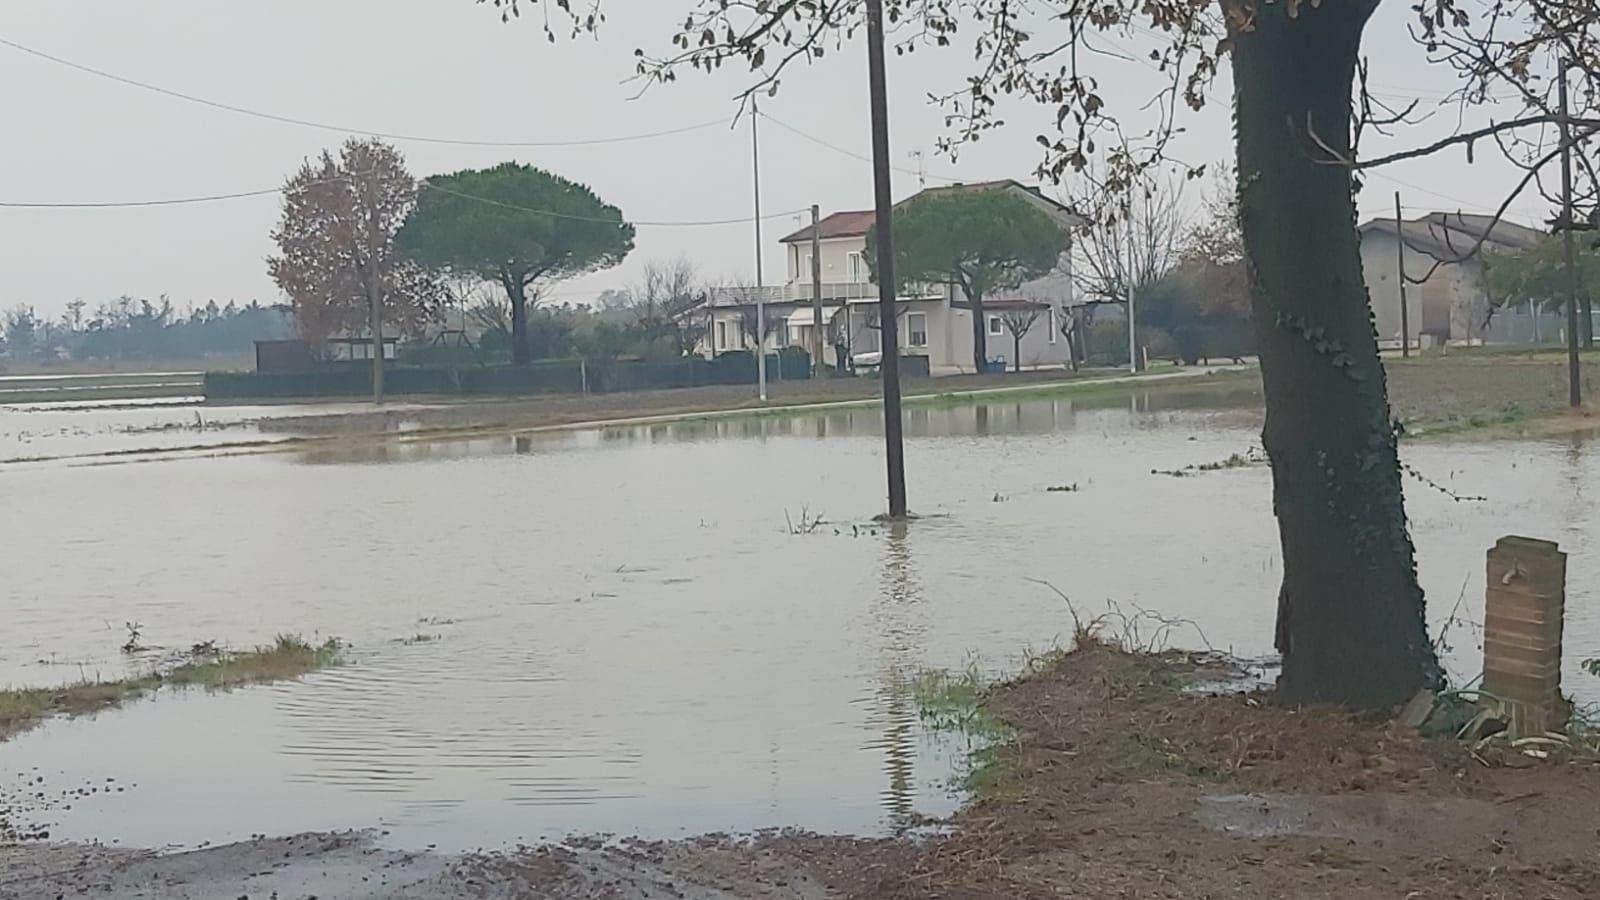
[2,385,1595,850]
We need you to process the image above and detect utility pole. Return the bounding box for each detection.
[1560,61,1582,407]
[865,0,908,518]
[1395,192,1410,359]
[1124,217,1139,374]
[907,150,927,188]
[810,204,825,376]
[751,97,768,402]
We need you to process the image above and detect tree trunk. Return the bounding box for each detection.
[970,293,988,372]
[1013,333,1022,372]
[1233,0,1440,708]
[1065,308,1081,372]
[505,272,530,366]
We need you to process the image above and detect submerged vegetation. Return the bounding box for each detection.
[0,635,343,742]
[1152,447,1267,478]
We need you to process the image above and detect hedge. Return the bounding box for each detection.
[205,351,811,400]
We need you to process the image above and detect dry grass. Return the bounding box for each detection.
[0,635,343,742]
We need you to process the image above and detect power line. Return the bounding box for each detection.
[0,173,805,227]
[417,180,805,227]
[0,169,377,209]
[0,34,728,148]
[0,185,287,209]
[758,111,968,184]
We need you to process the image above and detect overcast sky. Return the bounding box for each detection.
[0,1,1553,318]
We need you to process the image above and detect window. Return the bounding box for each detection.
[717,321,728,350]
[803,253,814,280]
[907,312,928,348]
[846,251,866,283]
[988,315,1004,337]
[1048,307,1057,343]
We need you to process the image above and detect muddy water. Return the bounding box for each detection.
[1,385,1596,851]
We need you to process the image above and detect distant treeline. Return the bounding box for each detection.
[0,297,291,362]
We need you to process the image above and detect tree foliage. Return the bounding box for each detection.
[268,138,436,345]
[398,163,635,364]
[2,299,289,363]
[1485,236,1598,313]
[869,189,1068,370]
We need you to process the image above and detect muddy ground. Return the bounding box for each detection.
[8,644,1599,899]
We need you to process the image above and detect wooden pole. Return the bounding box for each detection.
[865,0,907,518]
[1395,192,1410,359]
[811,204,825,376]
[1560,61,1582,407]
[752,97,768,401]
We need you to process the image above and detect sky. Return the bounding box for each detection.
[0,1,1556,319]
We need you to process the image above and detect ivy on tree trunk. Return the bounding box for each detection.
[1233,0,1441,707]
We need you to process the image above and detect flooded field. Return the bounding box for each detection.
[1,384,1596,852]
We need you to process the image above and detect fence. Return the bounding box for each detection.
[1484,305,1592,345]
[204,351,811,401]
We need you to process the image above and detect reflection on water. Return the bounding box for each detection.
[868,521,925,830]
[1,382,1595,852]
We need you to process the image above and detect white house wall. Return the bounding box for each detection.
[1360,230,1491,345]
[787,236,872,285]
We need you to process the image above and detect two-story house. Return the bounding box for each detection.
[694,180,1084,375]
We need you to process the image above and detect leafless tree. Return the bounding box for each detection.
[1066,170,1189,314]
[629,257,707,357]
[1000,305,1044,373]
[719,280,782,351]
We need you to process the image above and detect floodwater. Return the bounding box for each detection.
[1,384,1596,852]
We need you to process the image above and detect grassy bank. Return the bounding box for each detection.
[1385,349,1600,438]
[0,635,342,742]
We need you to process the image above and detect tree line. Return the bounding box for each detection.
[0,298,289,364]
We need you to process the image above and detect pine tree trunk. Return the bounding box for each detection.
[505,273,530,366]
[971,293,988,372]
[1232,0,1440,708]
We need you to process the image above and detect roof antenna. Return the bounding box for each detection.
[907,149,927,188]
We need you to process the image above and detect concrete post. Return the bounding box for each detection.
[1483,536,1568,735]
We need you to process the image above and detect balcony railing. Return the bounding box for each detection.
[705,281,945,306]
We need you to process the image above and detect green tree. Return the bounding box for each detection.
[1485,236,1597,329]
[2,305,43,360]
[868,190,1068,372]
[398,163,636,365]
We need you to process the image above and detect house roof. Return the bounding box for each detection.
[779,210,876,244]
[778,179,1086,244]
[1359,212,1544,262]
[907,179,1084,225]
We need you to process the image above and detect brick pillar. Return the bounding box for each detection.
[1482,536,1568,735]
